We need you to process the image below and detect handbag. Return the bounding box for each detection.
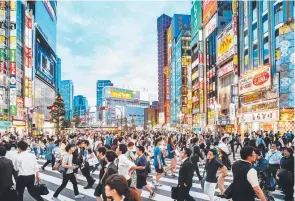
[223,182,233,199]
[6,186,19,200]
[171,184,180,199]
[88,155,99,167]
[35,180,49,195]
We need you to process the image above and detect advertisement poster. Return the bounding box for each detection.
[239,65,271,95]
[203,0,217,25]
[24,10,33,107]
[242,110,279,123]
[218,61,234,77]
[172,14,190,38]
[191,1,202,40]
[9,2,17,116]
[217,23,234,64]
[203,13,217,38]
[280,109,294,121]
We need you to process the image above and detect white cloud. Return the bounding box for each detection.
[57,1,191,106]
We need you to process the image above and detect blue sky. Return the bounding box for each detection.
[57,1,191,106]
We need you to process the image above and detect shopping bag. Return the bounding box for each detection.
[171,185,180,199]
[88,156,99,167]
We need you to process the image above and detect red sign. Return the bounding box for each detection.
[9,62,16,75]
[16,97,24,108]
[26,15,32,29]
[0,62,5,73]
[218,61,234,77]
[24,46,32,68]
[253,72,270,86]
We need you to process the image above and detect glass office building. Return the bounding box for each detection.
[60,80,74,120]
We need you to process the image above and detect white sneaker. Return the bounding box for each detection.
[51,197,61,201]
[75,194,85,199]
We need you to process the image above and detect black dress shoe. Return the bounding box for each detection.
[84,185,92,189]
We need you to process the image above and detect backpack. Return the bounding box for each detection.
[146,161,151,173]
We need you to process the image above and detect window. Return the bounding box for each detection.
[263,0,268,11]
[263,19,268,33]
[244,31,249,46]
[275,29,280,49]
[263,37,269,63]
[275,3,283,25]
[253,23,258,41]
[221,73,234,88]
[253,44,258,68]
[253,1,257,21]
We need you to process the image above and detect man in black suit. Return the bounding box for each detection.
[0,146,14,200]
[177,147,195,201]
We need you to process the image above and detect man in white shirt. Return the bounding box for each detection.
[15,141,44,201]
[4,143,18,168]
[116,144,136,187]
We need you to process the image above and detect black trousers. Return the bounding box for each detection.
[53,173,79,197]
[177,185,194,201]
[16,175,44,201]
[42,160,54,169]
[268,164,280,184]
[231,146,236,160]
[194,164,202,179]
[81,166,95,186]
[161,152,166,165]
[235,143,242,152]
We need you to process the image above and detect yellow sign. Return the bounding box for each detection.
[275,49,280,60]
[110,90,133,99]
[279,23,295,35]
[218,35,233,55]
[232,0,237,15]
[10,1,16,10]
[165,66,170,76]
[233,54,238,65]
[280,109,294,121]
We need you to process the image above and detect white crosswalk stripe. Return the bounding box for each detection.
[25,153,285,201]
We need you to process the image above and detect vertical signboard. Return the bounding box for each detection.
[191,1,202,40]
[165,66,170,123]
[232,0,238,74]
[202,0,217,25]
[24,9,33,107]
[9,0,17,116]
[0,2,6,75]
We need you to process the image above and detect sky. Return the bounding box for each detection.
[57,1,191,106]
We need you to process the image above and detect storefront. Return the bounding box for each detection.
[278,108,294,133]
[0,121,11,132]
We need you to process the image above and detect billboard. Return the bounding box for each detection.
[172,14,190,38]
[0,3,6,75]
[10,1,17,116]
[239,65,271,95]
[217,22,234,64]
[35,1,57,52]
[36,41,55,86]
[191,1,202,40]
[203,0,217,25]
[24,10,33,107]
[110,90,134,99]
[203,13,217,38]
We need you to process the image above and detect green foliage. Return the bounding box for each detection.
[73,108,81,127]
[61,119,71,129]
[48,92,66,135]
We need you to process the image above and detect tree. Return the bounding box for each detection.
[73,108,81,127]
[48,92,66,135]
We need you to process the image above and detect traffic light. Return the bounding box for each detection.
[47,105,57,112]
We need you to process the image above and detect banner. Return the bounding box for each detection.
[241,93,261,104]
[218,61,234,77]
[24,10,33,107]
[203,13,217,38]
[191,1,202,40]
[239,65,271,95]
[202,0,217,25]
[217,23,234,64]
[241,110,279,123]
[280,109,294,121]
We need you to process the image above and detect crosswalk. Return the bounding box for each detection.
[23,153,286,201]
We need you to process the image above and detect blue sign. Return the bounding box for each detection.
[172,14,191,38]
[37,42,55,86]
[0,121,11,128]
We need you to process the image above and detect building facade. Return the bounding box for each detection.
[102,86,149,128]
[56,57,61,90]
[96,80,113,121]
[60,80,74,120]
[238,1,294,133]
[157,14,171,124]
[74,95,88,120]
[168,14,191,127]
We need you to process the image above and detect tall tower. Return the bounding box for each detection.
[157,14,171,124]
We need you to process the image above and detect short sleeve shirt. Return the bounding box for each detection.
[153,146,162,166]
[135,155,148,177]
[63,154,73,174]
[205,159,224,183]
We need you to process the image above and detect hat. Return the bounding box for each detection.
[218,143,229,155]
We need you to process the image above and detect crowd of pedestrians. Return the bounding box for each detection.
[0,129,293,201]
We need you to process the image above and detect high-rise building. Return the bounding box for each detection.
[60,80,74,120]
[238,1,294,134]
[168,14,191,125]
[157,14,171,124]
[33,1,57,134]
[74,95,88,120]
[56,58,61,91]
[96,80,113,107]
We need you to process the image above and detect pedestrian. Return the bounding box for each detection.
[190,137,204,181]
[203,149,227,201]
[81,140,96,189]
[15,141,44,201]
[133,145,155,198]
[116,144,135,186]
[52,143,84,200]
[166,134,177,177]
[41,138,55,171]
[217,143,230,196]
[256,135,266,157]
[105,174,141,201]
[231,146,267,201]
[177,147,194,201]
[100,150,118,201]
[94,147,107,201]
[152,138,164,187]
[235,134,242,152]
[265,142,282,185]
[277,147,294,201]
[229,133,236,160]
[0,146,14,201]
